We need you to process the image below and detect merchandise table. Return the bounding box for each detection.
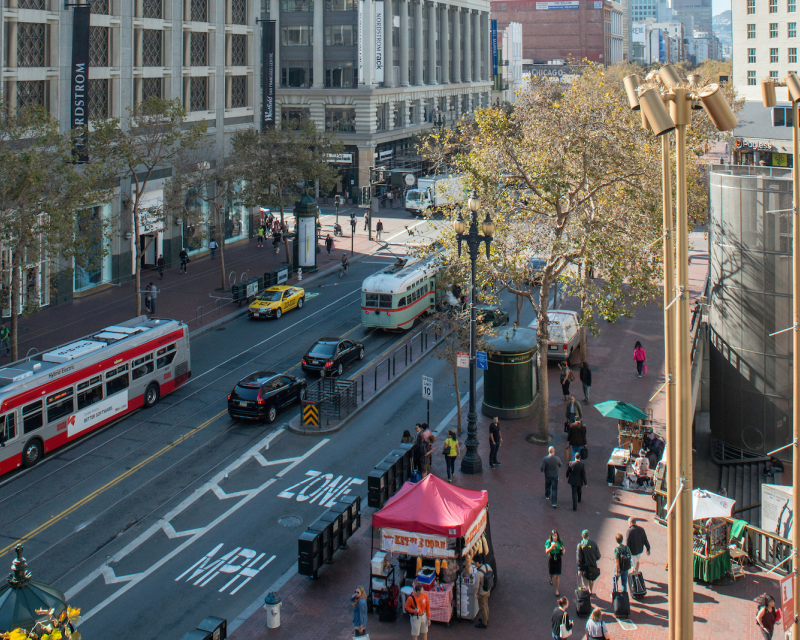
[692,549,731,582]
[413,579,454,623]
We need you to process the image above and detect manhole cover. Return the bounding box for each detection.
[278,515,303,527]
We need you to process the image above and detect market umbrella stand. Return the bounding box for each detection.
[593,400,649,422]
[691,489,736,584]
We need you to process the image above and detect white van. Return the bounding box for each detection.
[528,310,581,362]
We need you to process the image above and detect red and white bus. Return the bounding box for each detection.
[0,315,190,475]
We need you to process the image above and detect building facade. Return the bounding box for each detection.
[605,0,624,65]
[1,0,260,308]
[672,0,710,32]
[495,20,523,103]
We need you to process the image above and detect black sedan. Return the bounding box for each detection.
[475,304,510,327]
[228,371,306,423]
[301,337,365,377]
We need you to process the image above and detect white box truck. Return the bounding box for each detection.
[405,174,465,216]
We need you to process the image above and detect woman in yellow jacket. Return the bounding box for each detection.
[443,430,460,482]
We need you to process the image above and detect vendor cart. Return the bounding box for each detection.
[692,515,733,582]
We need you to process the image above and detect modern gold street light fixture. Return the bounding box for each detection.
[762,74,800,639]
[623,65,738,640]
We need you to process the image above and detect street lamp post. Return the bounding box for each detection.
[762,74,800,639]
[623,66,737,640]
[453,193,495,475]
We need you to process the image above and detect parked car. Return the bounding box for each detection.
[524,257,546,285]
[249,286,305,319]
[475,304,509,327]
[528,310,581,362]
[301,337,365,377]
[227,371,307,423]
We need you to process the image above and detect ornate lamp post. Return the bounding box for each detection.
[453,193,495,475]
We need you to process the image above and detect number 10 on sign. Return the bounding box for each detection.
[422,376,433,426]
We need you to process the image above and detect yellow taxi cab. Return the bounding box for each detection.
[248,285,305,319]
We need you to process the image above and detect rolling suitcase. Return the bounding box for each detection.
[612,576,630,617]
[575,587,592,617]
[630,571,647,601]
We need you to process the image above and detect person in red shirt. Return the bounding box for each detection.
[404,584,431,640]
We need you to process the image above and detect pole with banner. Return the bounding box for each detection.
[260,20,276,129]
[422,375,433,426]
[70,4,91,162]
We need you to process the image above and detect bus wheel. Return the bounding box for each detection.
[144,383,161,408]
[22,439,43,468]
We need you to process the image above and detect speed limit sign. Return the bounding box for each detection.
[422,375,433,401]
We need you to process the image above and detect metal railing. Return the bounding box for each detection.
[195,297,225,325]
[306,378,358,420]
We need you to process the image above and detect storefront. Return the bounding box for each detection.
[328,148,359,203]
[74,203,113,293]
[732,138,793,167]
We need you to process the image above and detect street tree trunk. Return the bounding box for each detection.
[279,200,290,260]
[453,355,462,435]
[214,204,227,291]
[10,251,20,362]
[132,201,142,317]
[536,279,554,441]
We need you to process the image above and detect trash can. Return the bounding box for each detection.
[196,616,227,640]
[265,592,282,628]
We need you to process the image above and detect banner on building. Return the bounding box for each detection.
[375,1,385,83]
[536,1,579,8]
[491,20,498,77]
[261,21,276,129]
[71,4,91,162]
[358,0,365,84]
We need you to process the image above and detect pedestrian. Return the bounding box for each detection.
[144,283,153,313]
[156,254,165,279]
[559,362,573,401]
[257,225,265,248]
[488,416,502,469]
[148,282,158,314]
[540,446,561,508]
[579,361,592,402]
[624,517,651,572]
[404,584,430,640]
[550,596,573,640]
[421,434,435,477]
[363,211,370,231]
[412,424,425,472]
[0,322,10,358]
[387,191,394,208]
[632,448,651,488]
[351,586,368,637]
[765,455,785,477]
[565,395,582,425]
[376,219,384,240]
[325,233,333,255]
[567,419,587,463]
[634,340,647,377]
[585,608,611,640]
[613,533,632,594]
[756,593,779,639]
[209,238,218,259]
[545,529,564,597]
[273,229,281,254]
[567,452,587,512]
[443,429,460,482]
[576,530,601,593]
[401,429,415,444]
[474,558,493,629]
[179,247,189,273]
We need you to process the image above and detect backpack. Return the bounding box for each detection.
[479,565,495,592]
[617,545,632,571]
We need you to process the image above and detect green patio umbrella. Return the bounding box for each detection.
[593,400,648,422]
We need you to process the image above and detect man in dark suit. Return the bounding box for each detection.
[567,453,588,512]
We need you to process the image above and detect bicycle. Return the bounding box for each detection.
[339,264,348,278]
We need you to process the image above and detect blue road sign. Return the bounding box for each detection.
[476,351,488,370]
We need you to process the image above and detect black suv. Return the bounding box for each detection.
[227,371,306,423]
[301,338,365,376]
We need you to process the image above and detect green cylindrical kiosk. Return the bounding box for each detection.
[292,194,319,273]
[481,326,539,419]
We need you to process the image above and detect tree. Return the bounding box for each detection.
[0,106,117,360]
[90,97,208,316]
[0,606,82,640]
[230,120,343,256]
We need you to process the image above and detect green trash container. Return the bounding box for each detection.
[481,326,539,419]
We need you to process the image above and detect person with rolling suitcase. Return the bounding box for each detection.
[613,533,632,594]
[612,574,630,618]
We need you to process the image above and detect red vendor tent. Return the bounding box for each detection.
[372,474,488,537]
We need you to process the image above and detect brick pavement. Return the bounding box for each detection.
[7,205,417,358]
[229,231,782,640]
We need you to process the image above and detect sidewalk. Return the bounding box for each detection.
[8,205,418,359]
[228,231,780,640]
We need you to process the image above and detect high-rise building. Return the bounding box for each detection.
[630,0,670,23]
[605,0,624,65]
[620,0,633,60]
[672,0,711,32]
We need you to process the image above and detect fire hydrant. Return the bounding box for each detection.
[265,591,282,628]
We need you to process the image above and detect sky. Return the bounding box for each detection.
[713,0,730,15]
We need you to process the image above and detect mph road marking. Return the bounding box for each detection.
[278,470,364,506]
[176,544,276,596]
[66,430,329,625]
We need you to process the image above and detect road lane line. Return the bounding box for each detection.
[0,408,228,560]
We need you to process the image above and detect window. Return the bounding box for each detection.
[77,376,103,410]
[748,70,757,85]
[142,77,163,101]
[22,401,43,434]
[230,76,247,108]
[17,81,46,109]
[88,79,109,120]
[142,29,163,66]
[46,388,74,424]
[748,0,755,13]
[143,0,163,19]
[156,344,177,369]
[282,107,311,125]
[398,296,406,306]
[749,48,757,63]
[0,413,16,444]
[18,0,45,7]
[748,24,756,38]
[771,23,779,37]
[231,0,247,24]
[190,77,208,111]
[231,34,247,66]
[132,354,155,381]
[327,0,356,10]
[772,47,780,62]
[18,23,46,68]
[191,0,207,21]
[281,66,312,87]
[281,0,313,10]
[325,25,356,45]
[771,0,778,12]
[326,66,355,87]
[281,25,313,45]
[791,47,798,62]
[791,22,798,36]
[106,365,130,396]
[379,294,392,308]
[90,27,110,67]
[191,32,208,66]
[791,0,797,11]
[771,70,780,78]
